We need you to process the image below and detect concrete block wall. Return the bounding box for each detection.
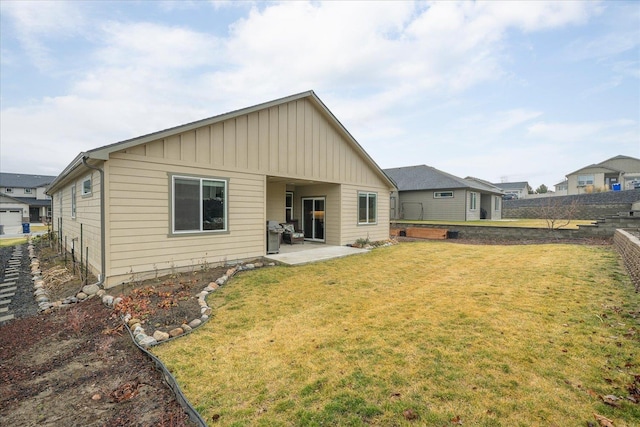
[613,229,640,292]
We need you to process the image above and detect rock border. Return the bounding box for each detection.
[27,237,275,347]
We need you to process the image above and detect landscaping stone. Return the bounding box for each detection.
[181,324,192,332]
[168,328,183,337]
[82,284,100,295]
[153,330,170,342]
[76,292,88,300]
[188,319,201,328]
[138,336,157,347]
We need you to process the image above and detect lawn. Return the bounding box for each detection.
[0,225,50,247]
[153,242,639,426]
[392,218,593,229]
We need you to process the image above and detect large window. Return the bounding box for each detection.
[358,192,377,224]
[577,175,594,186]
[469,192,477,211]
[172,176,227,233]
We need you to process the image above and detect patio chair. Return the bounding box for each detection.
[281,222,304,244]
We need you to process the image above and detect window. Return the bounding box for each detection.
[577,175,594,186]
[25,188,32,194]
[5,188,12,193]
[358,192,377,224]
[82,176,92,195]
[285,191,294,223]
[469,192,477,211]
[494,196,500,211]
[71,185,76,218]
[172,175,227,233]
[434,191,453,198]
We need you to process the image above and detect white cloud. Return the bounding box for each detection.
[0,0,87,70]
[527,119,636,142]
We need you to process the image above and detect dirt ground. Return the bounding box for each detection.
[0,239,229,427]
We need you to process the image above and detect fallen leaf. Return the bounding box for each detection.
[587,389,599,398]
[601,395,621,408]
[593,413,615,427]
[403,409,418,420]
[451,415,463,425]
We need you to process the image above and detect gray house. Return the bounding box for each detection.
[384,165,503,221]
[492,181,531,199]
[0,173,56,228]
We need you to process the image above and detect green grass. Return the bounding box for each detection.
[0,237,28,247]
[392,218,593,229]
[153,242,639,426]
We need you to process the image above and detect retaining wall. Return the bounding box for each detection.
[613,229,640,292]
[391,222,613,241]
[503,189,640,220]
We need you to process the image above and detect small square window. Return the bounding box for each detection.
[5,188,13,193]
[82,176,92,195]
[25,188,32,194]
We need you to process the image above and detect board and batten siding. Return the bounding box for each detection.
[103,154,264,287]
[122,98,385,187]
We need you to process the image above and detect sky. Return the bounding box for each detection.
[1,0,639,190]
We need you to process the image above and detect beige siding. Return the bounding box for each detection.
[103,154,265,288]
[122,98,386,188]
[266,181,286,223]
[50,170,102,278]
[340,184,391,244]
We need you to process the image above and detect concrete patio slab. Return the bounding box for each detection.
[264,244,369,266]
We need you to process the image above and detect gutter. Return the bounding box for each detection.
[82,155,106,287]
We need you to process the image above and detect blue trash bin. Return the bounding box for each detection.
[612,183,621,191]
[22,223,30,233]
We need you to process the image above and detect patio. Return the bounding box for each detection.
[264,241,369,266]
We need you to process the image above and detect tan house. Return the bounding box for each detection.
[47,91,396,288]
[566,155,640,195]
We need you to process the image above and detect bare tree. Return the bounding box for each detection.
[535,197,580,230]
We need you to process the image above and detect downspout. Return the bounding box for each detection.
[82,156,106,287]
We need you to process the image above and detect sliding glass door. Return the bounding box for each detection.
[302,197,325,242]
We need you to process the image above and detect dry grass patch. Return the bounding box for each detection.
[153,242,639,426]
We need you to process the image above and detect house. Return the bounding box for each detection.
[46,91,396,288]
[554,180,568,196]
[491,181,531,199]
[565,155,640,195]
[0,173,56,229]
[384,165,503,221]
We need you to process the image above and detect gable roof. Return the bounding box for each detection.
[0,192,30,205]
[567,154,640,176]
[48,90,396,192]
[384,165,501,194]
[492,181,530,191]
[0,173,57,188]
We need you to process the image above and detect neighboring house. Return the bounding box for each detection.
[0,173,56,228]
[554,180,568,196]
[565,155,640,195]
[492,181,531,199]
[384,165,503,221]
[46,91,396,288]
